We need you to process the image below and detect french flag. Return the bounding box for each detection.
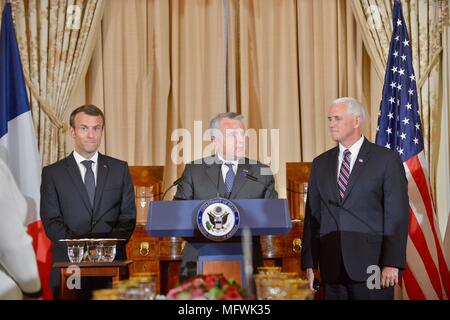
[0,3,52,299]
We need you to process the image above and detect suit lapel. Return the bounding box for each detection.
[205,156,225,198]
[341,139,371,204]
[327,147,340,203]
[65,153,93,214]
[230,160,250,199]
[93,153,109,214]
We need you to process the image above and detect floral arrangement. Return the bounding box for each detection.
[167,274,246,300]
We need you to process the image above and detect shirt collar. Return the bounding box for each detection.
[73,150,99,165]
[339,135,365,157]
[216,152,239,167]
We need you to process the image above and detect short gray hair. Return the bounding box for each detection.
[330,97,366,124]
[209,112,244,133]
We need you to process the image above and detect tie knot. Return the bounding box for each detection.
[81,160,94,169]
[344,149,351,158]
[225,163,234,169]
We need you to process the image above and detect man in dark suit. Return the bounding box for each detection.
[40,105,136,299]
[174,112,278,280]
[301,97,409,300]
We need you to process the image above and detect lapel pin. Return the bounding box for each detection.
[358,159,363,163]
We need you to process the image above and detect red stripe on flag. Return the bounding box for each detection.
[402,263,426,300]
[27,220,53,300]
[406,155,450,297]
[408,207,443,299]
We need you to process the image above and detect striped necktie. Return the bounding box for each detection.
[338,149,351,200]
[224,163,235,195]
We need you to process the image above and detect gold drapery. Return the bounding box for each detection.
[440,3,450,259]
[10,0,104,166]
[79,0,373,198]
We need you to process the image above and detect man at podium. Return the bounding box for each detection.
[174,112,278,280]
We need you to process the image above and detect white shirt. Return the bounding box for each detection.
[73,150,99,185]
[337,135,365,179]
[217,153,238,184]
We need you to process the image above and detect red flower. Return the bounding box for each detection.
[205,275,218,287]
[193,278,204,288]
[168,274,246,300]
[222,285,242,300]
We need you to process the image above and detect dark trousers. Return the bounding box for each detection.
[324,261,394,300]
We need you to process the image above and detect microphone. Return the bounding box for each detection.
[162,176,186,200]
[241,169,274,198]
[242,169,258,182]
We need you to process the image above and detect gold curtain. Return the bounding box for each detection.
[351,0,450,235]
[10,0,104,166]
[80,0,373,197]
[0,0,6,24]
[441,2,450,259]
[85,0,228,195]
[234,0,303,196]
[296,0,374,159]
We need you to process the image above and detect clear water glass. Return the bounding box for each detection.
[102,245,117,262]
[87,244,103,262]
[67,244,84,263]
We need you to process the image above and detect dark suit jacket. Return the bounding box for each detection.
[301,139,409,283]
[174,155,278,278]
[40,152,136,288]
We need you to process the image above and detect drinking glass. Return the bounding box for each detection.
[102,244,117,262]
[67,244,84,263]
[87,243,103,262]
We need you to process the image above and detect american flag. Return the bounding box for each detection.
[375,0,450,299]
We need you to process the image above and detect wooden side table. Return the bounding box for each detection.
[53,260,133,300]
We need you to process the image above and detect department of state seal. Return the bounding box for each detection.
[197,198,240,241]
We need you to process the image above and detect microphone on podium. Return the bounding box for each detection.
[161,175,186,200]
[241,169,274,198]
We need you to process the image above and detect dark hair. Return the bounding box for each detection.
[69,104,105,128]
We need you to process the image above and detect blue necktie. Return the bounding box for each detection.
[338,149,351,200]
[224,163,235,195]
[82,160,95,207]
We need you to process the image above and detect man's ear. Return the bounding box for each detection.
[69,126,75,138]
[354,116,362,129]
